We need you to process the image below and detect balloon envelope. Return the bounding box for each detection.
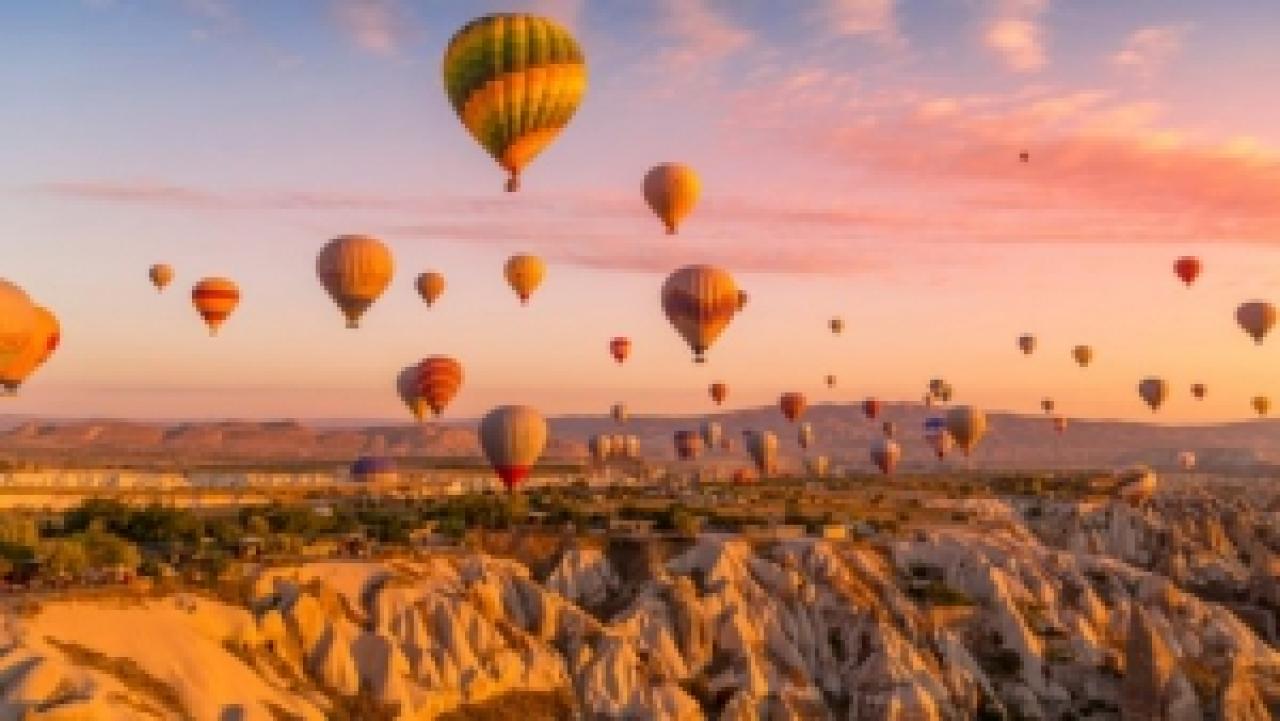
[396,365,426,421]
[674,430,704,460]
[505,254,546,304]
[1237,301,1277,345]
[479,405,548,491]
[416,272,446,307]
[709,382,728,405]
[1072,345,1093,367]
[643,163,700,234]
[700,420,722,450]
[0,296,51,393]
[149,264,174,291]
[1138,377,1169,412]
[316,235,394,329]
[779,392,807,422]
[415,356,464,416]
[945,406,988,456]
[798,422,814,449]
[191,277,239,336]
[1253,395,1271,417]
[443,14,586,191]
[609,337,631,364]
[862,398,881,420]
[870,438,901,475]
[1173,256,1201,287]
[662,265,740,363]
[1017,334,1036,355]
[744,430,778,476]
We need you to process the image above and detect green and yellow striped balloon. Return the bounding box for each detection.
[443,14,587,192]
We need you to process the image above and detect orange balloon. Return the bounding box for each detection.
[191,277,240,336]
[709,382,728,405]
[416,271,446,307]
[609,337,631,364]
[415,356,464,416]
[779,392,807,422]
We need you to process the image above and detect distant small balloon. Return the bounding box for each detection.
[1072,345,1093,368]
[709,382,728,406]
[825,374,837,389]
[1252,395,1271,417]
[870,437,901,475]
[797,422,814,449]
[1138,377,1169,412]
[611,403,629,424]
[1191,383,1206,400]
[416,271,446,307]
[1173,256,1201,287]
[1017,334,1036,355]
[779,392,807,422]
[149,264,174,292]
[643,163,700,235]
[1236,301,1276,345]
[609,337,632,364]
[1041,398,1055,414]
[862,398,881,420]
[829,317,844,335]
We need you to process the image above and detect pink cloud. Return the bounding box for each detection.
[1112,24,1191,78]
[330,0,409,56]
[983,0,1048,73]
[656,0,752,71]
[815,0,901,45]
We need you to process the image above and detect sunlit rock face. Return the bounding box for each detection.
[2,511,1280,720]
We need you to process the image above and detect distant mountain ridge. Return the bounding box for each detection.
[4,403,1280,473]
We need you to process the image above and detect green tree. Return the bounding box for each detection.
[40,538,89,581]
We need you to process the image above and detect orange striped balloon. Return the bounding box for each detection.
[317,235,394,328]
[661,265,740,363]
[415,356,464,416]
[191,277,240,336]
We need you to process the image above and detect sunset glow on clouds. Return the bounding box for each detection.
[3,0,1280,421]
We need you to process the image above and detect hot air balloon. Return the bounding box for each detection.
[923,394,936,409]
[316,235,394,329]
[643,163,700,235]
[443,14,586,192]
[396,365,426,421]
[736,290,748,312]
[610,403,629,424]
[350,456,398,484]
[625,435,641,459]
[732,468,754,485]
[1017,334,1036,355]
[1178,451,1196,471]
[674,430,704,461]
[415,356,464,416]
[1041,398,1055,414]
[829,317,844,335]
[924,418,954,460]
[416,271,446,307]
[711,384,732,407]
[1138,377,1169,412]
[1252,395,1271,417]
[862,398,881,420]
[1236,301,1276,345]
[779,392,807,422]
[609,337,631,364]
[505,254,545,305]
[805,455,829,478]
[1173,256,1201,287]
[149,264,174,292]
[882,421,897,439]
[825,374,837,389]
[661,265,740,363]
[479,405,548,491]
[744,430,778,476]
[1191,383,1207,400]
[1072,345,1093,368]
[191,277,239,336]
[1052,416,1068,435]
[0,305,59,393]
[937,383,954,403]
[798,422,814,450]
[870,438,901,475]
[928,379,947,398]
[700,420,722,450]
[589,435,613,464]
[1019,150,1030,163]
[946,406,988,457]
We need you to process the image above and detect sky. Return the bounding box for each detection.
[3,0,1280,422]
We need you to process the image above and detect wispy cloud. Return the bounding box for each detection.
[656,0,752,71]
[983,0,1048,73]
[816,0,902,45]
[1112,24,1191,79]
[330,0,409,56]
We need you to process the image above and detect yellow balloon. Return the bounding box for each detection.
[643,163,701,235]
[661,265,740,363]
[504,254,546,305]
[443,14,587,192]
